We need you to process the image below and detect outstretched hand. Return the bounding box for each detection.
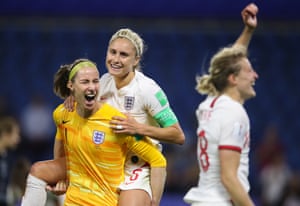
[242,3,258,30]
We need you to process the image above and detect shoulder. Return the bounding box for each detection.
[198,96,217,109]
[101,103,125,118]
[214,95,246,119]
[53,104,65,117]
[135,71,162,92]
[53,104,68,124]
[215,95,240,109]
[100,73,113,84]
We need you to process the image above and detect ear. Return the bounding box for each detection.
[67,80,73,91]
[134,56,141,68]
[228,73,238,86]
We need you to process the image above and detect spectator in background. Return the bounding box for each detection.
[6,157,31,206]
[255,123,286,171]
[278,172,300,206]
[20,94,55,161]
[259,151,292,206]
[0,116,21,206]
[6,156,60,206]
[257,124,291,206]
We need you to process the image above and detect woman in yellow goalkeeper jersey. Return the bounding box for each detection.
[21,58,166,206]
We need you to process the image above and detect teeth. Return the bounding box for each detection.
[111,64,121,69]
[85,94,96,101]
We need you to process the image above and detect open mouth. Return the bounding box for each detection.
[85,94,96,102]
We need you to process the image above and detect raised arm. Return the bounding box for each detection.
[233,3,258,48]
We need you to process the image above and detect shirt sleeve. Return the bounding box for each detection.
[53,104,65,141]
[216,104,247,152]
[143,83,178,128]
[126,136,167,167]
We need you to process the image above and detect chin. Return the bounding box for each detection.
[84,101,96,110]
[248,93,256,100]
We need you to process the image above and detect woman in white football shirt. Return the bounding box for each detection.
[184,3,259,206]
[98,28,186,206]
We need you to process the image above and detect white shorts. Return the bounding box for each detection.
[119,143,163,198]
[118,151,152,198]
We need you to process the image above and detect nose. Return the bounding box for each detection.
[253,70,259,79]
[255,72,259,79]
[88,82,99,90]
[111,53,120,63]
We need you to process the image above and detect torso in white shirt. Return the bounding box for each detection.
[99,71,178,144]
[184,95,250,203]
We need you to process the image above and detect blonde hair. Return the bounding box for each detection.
[109,28,145,71]
[196,45,247,96]
[109,28,144,57]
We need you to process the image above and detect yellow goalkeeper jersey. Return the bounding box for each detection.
[53,103,166,206]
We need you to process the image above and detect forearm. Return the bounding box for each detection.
[222,176,254,206]
[136,123,185,145]
[233,26,255,49]
[150,167,167,206]
[110,114,185,145]
[220,150,254,206]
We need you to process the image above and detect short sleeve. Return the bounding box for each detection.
[142,83,178,128]
[216,103,248,152]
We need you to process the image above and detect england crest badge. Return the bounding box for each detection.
[124,96,135,111]
[93,130,105,144]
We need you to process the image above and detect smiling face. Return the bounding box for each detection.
[68,65,100,116]
[233,57,258,101]
[105,38,139,85]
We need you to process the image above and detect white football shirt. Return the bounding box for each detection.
[99,71,178,138]
[184,95,250,204]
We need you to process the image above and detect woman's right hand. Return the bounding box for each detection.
[241,3,258,30]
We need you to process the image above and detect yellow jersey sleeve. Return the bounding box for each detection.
[53,104,66,141]
[125,136,167,167]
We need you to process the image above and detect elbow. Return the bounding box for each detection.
[177,136,185,145]
[176,133,185,145]
[168,134,185,145]
[175,125,186,145]
[165,125,186,145]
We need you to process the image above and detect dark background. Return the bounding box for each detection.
[1,0,300,19]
